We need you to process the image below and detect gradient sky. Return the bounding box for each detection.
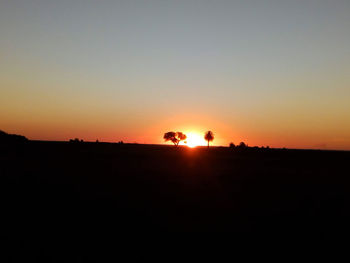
[1,0,350,149]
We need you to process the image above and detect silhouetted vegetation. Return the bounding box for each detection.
[228,141,249,151]
[69,138,83,143]
[238,141,247,148]
[204,131,214,148]
[163,131,187,146]
[0,130,28,145]
[229,141,272,152]
[117,140,124,144]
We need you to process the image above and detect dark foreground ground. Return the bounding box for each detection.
[1,141,350,259]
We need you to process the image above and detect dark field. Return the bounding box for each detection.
[1,141,350,257]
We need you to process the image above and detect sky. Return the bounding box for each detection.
[1,0,350,149]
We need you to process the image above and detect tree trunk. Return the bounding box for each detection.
[208,141,209,148]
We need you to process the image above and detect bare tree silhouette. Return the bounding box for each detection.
[204,131,214,148]
[163,131,187,146]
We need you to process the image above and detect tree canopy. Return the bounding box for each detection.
[164,131,187,146]
[204,131,214,148]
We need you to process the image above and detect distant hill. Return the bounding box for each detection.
[0,130,28,144]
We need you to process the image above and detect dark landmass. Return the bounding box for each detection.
[1,139,350,259]
[0,130,28,144]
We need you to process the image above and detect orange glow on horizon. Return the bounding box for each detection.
[182,131,207,148]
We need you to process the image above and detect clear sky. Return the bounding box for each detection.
[1,0,350,149]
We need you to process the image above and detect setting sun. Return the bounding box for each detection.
[183,132,207,148]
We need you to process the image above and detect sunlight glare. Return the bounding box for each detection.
[184,132,207,148]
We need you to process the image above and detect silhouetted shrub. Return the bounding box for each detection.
[229,142,236,148]
[238,142,247,148]
[117,141,124,144]
[235,142,248,151]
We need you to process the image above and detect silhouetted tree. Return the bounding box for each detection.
[237,142,247,149]
[204,131,214,148]
[163,131,187,146]
[229,142,236,148]
[164,132,176,145]
[176,132,187,143]
[69,138,85,143]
